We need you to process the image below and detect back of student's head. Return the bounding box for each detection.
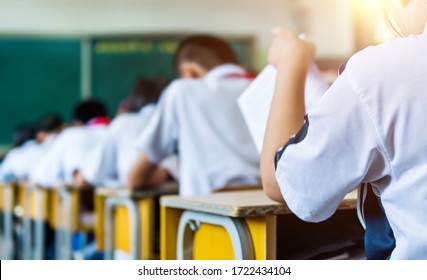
[174,35,239,73]
[13,123,36,147]
[118,78,167,114]
[130,78,166,110]
[36,114,64,143]
[384,0,427,37]
[72,99,107,125]
[36,114,64,134]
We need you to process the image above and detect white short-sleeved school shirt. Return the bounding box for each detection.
[0,140,44,182]
[275,24,427,260]
[29,124,107,187]
[136,64,260,196]
[81,105,157,187]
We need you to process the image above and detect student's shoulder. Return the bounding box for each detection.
[110,113,139,125]
[108,113,142,131]
[165,78,206,96]
[54,126,92,145]
[2,147,21,160]
[7,141,40,157]
[57,126,86,138]
[346,35,420,82]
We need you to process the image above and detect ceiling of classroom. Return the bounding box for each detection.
[0,0,295,35]
[0,0,355,58]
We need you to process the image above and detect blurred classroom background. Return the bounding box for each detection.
[0,0,392,156]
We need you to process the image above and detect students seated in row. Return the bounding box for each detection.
[261,0,427,260]
[75,78,175,188]
[128,35,260,196]
[0,115,64,182]
[30,100,110,187]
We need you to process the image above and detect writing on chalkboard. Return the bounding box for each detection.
[95,40,179,54]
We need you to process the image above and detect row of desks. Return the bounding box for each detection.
[0,183,90,260]
[0,182,361,260]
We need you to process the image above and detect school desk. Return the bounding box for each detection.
[21,182,52,260]
[0,182,15,259]
[1,182,29,259]
[54,185,94,260]
[160,189,359,260]
[96,182,178,260]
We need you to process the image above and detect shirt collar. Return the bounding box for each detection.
[43,134,57,146]
[138,103,157,118]
[22,140,37,148]
[87,116,111,127]
[204,64,246,83]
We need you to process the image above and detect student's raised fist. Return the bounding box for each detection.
[268,26,316,70]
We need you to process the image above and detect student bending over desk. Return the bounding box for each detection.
[128,35,260,196]
[29,100,110,187]
[75,78,177,188]
[261,0,427,260]
[0,115,64,183]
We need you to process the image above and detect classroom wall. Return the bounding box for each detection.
[0,0,356,149]
[0,0,355,67]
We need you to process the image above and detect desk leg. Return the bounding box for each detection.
[95,195,105,252]
[104,197,140,260]
[176,211,255,260]
[56,189,73,260]
[22,187,32,259]
[34,189,46,260]
[160,206,182,260]
[3,185,14,259]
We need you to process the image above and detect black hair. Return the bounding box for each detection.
[174,35,239,73]
[36,114,64,134]
[127,77,167,112]
[72,100,107,124]
[13,123,36,147]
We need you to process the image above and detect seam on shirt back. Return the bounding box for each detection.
[344,75,396,179]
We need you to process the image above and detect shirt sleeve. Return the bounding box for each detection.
[135,81,181,164]
[275,73,390,222]
[0,151,15,181]
[159,155,180,181]
[81,130,117,186]
[29,138,64,188]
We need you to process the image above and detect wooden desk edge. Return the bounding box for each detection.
[160,190,358,218]
[96,182,179,198]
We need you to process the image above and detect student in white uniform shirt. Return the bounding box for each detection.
[30,100,110,188]
[75,78,175,188]
[128,35,260,196]
[0,115,64,182]
[261,0,427,260]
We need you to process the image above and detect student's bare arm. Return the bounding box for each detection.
[73,170,92,189]
[260,27,315,202]
[128,153,170,189]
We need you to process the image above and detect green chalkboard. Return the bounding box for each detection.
[0,38,81,146]
[0,35,254,147]
[91,36,254,116]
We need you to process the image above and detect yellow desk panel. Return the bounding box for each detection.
[113,197,155,260]
[27,188,49,221]
[95,194,105,251]
[160,189,357,260]
[0,184,4,211]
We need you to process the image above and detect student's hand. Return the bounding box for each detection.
[268,27,316,70]
[73,170,90,189]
